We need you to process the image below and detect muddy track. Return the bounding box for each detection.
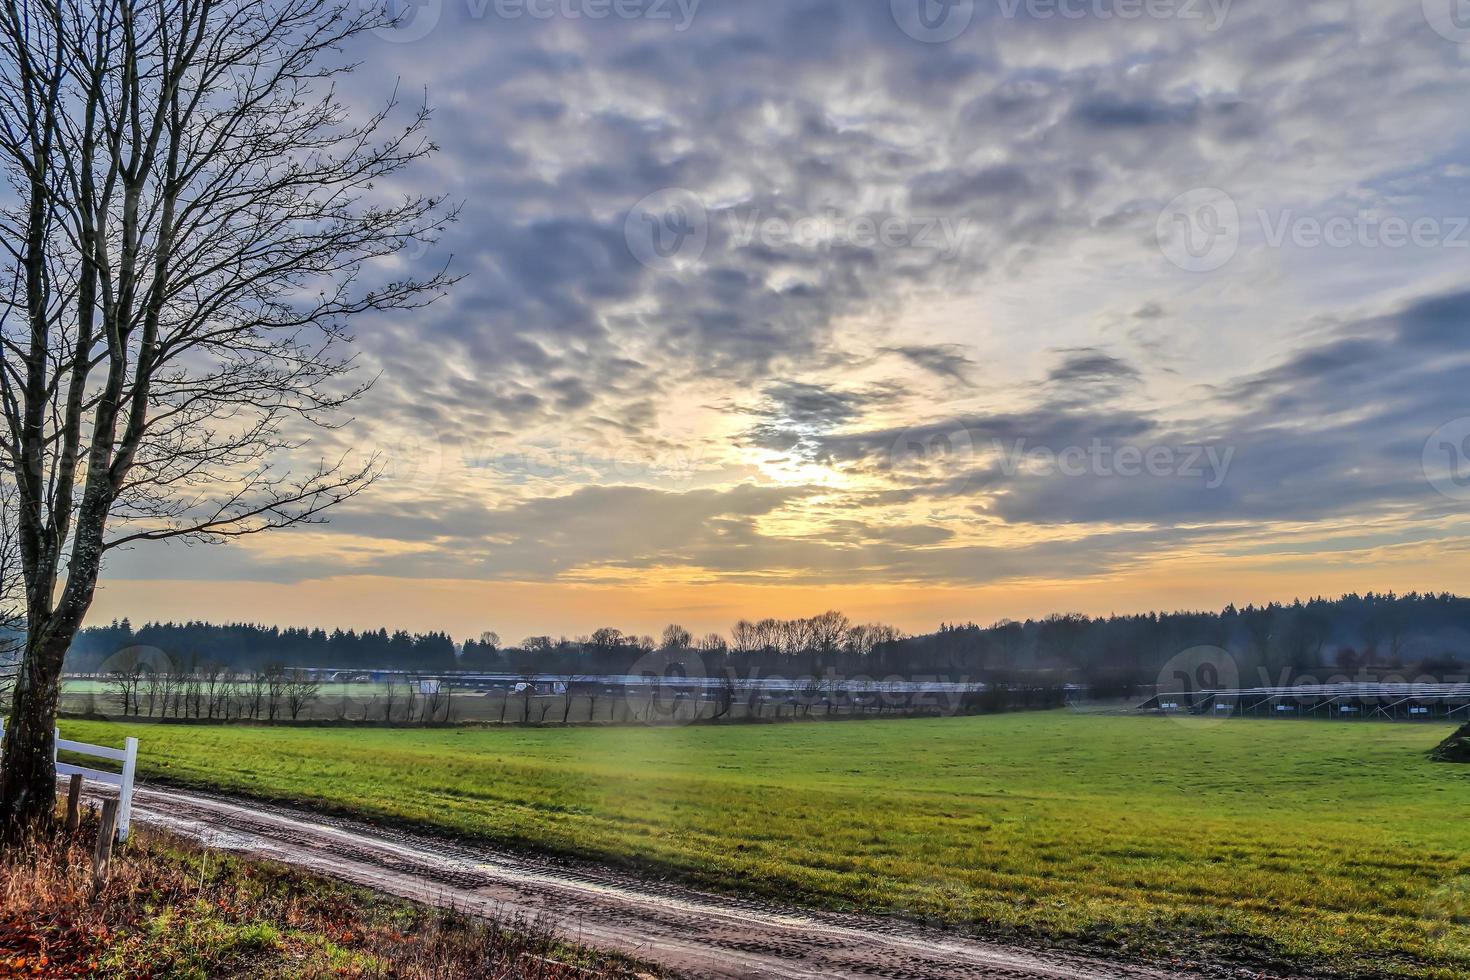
[125,784,1284,979]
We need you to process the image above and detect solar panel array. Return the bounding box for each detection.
[1138,683,1470,718]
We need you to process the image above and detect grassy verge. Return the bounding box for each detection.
[66,712,1470,978]
[0,810,659,979]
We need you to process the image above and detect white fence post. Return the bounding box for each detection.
[118,737,137,842]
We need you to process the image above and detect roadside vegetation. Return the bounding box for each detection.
[0,811,657,979]
[68,712,1470,978]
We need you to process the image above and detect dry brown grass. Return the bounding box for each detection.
[0,807,660,979]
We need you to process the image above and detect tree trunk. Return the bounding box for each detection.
[1,630,72,842]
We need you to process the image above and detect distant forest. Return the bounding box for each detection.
[61,592,1470,687]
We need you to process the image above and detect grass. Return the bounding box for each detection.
[64,712,1470,978]
[0,809,659,979]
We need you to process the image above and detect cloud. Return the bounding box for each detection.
[883,345,978,386]
[115,2,1470,608]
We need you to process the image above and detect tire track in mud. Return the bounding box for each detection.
[125,785,1281,980]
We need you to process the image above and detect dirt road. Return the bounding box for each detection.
[127,785,1272,979]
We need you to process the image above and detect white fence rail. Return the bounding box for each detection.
[0,719,137,842]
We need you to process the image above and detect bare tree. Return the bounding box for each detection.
[381,673,400,723]
[264,664,288,723]
[144,665,176,718]
[420,676,447,724]
[518,673,536,724]
[181,661,204,718]
[438,678,454,724]
[103,661,144,716]
[284,668,320,721]
[202,663,231,720]
[402,675,420,724]
[0,0,455,835]
[559,675,578,724]
[660,624,691,651]
[710,669,736,721]
[243,670,267,721]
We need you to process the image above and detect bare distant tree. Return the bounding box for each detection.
[103,661,144,716]
[438,679,454,723]
[143,665,173,718]
[243,670,268,721]
[402,675,420,724]
[730,619,759,655]
[421,677,448,723]
[181,660,204,718]
[559,675,579,724]
[0,0,456,835]
[710,669,736,721]
[660,624,692,651]
[284,669,320,721]
[264,665,288,723]
[381,674,401,723]
[590,628,625,653]
[518,673,537,723]
[202,663,232,720]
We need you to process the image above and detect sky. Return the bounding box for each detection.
[100,0,1470,642]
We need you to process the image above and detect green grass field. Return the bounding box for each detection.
[63,713,1470,978]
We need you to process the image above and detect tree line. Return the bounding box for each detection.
[61,592,1470,688]
[89,661,455,725]
[66,622,458,674]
